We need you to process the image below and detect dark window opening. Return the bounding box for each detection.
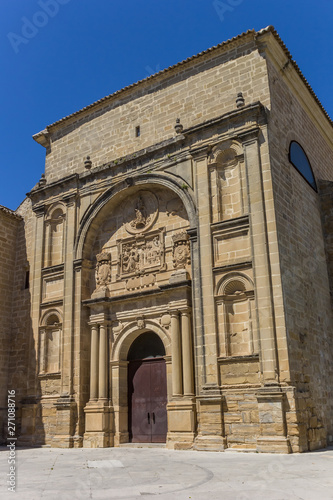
[289,141,317,191]
[24,270,29,289]
[135,125,140,137]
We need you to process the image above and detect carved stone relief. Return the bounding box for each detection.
[95,252,111,290]
[160,313,171,330]
[118,230,165,277]
[172,231,191,269]
[112,321,123,338]
[136,316,145,329]
[123,190,158,235]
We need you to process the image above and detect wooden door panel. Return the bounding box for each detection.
[150,360,167,443]
[128,358,167,443]
[128,361,151,443]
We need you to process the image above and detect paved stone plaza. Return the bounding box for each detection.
[1,446,333,499]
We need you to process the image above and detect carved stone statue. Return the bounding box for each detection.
[124,191,158,234]
[131,195,148,230]
[172,231,191,269]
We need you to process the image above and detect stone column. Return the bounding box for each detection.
[171,311,183,397]
[240,129,278,384]
[90,324,99,401]
[181,311,194,396]
[98,323,108,400]
[84,318,114,448]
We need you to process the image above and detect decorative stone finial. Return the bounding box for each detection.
[84,156,92,169]
[175,118,183,134]
[236,92,245,108]
[39,173,46,187]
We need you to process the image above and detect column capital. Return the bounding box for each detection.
[62,192,78,207]
[32,203,46,217]
[88,321,99,328]
[99,320,112,327]
[189,145,209,161]
[238,127,260,146]
[73,258,93,271]
[180,309,192,317]
[186,227,197,242]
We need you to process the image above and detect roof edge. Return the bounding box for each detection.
[33,28,258,136]
[33,25,332,139]
[0,205,23,220]
[256,26,333,127]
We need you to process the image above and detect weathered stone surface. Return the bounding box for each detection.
[1,27,332,454]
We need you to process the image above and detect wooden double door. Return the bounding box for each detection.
[128,358,167,443]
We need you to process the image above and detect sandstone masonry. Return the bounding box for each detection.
[1,27,332,453]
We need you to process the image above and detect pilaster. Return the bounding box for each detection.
[61,193,77,397]
[240,129,279,385]
[191,146,219,389]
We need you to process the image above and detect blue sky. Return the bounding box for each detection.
[1,0,332,210]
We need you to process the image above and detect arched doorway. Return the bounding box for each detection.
[127,332,167,443]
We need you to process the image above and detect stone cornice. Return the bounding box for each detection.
[83,281,192,307]
[0,205,23,220]
[32,26,331,142]
[33,30,259,138]
[29,102,267,203]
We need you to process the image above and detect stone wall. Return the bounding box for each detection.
[41,34,271,183]
[0,207,21,442]
[7,29,333,452]
[266,56,333,451]
[319,180,333,302]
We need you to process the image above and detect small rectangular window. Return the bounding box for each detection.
[135,126,140,137]
[24,270,29,289]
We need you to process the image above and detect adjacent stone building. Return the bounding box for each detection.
[1,26,333,452]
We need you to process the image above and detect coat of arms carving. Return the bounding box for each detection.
[94,251,111,290]
[172,231,191,269]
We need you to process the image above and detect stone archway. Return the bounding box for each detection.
[110,323,172,447]
[81,178,197,449]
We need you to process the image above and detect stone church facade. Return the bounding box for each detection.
[1,26,333,452]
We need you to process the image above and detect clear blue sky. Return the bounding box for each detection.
[1,0,332,210]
